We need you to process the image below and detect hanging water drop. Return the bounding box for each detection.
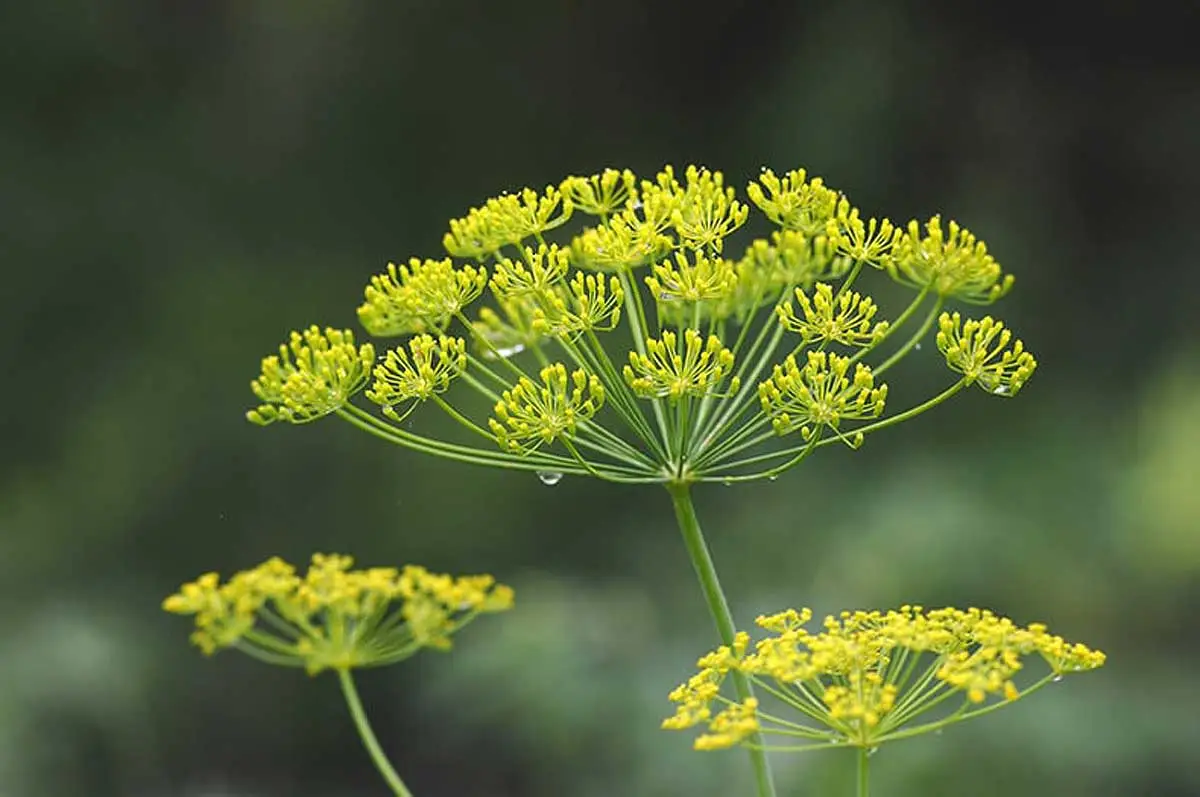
[867,746,880,757]
[537,471,564,486]
[768,474,779,482]
[914,342,923,351]
[992,384,1010,396]
[1052,674,1063,683]
[722,479,733,487]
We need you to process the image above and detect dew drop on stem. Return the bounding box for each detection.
[537,471,564,486]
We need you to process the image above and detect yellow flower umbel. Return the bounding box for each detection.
[663,605,1105,752]
[246,163,1035,485]
[163,553,513,675]
[166,555,513,797]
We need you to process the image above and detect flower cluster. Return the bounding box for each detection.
[246,164,1036,485]
[663,606,1105,752]
[163,554,513,675]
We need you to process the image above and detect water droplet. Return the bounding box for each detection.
[537,471,564,486]
[1052,674,1063,683]
[992,384,1010,396]
[722,479,733,487]
[488,343,526,360]
[768,474,778,481]
[867,746,879,757]
[914,342,922,351]
[659,292,679,301]
[934,728,944,736]
[630,200,643,210]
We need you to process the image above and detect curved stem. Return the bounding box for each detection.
[666,483,777,797]
[857,746,870,797]
[338,668,415,797]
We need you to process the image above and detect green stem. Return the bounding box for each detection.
[337,669,415,797]
[666,483,777,797]
[857,747,870,797]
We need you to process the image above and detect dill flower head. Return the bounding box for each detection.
[663,605,1105,752]
[163,554,513,675]
[247,164,1037,486]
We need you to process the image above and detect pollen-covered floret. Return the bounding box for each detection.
[776,282,889,347]
[490,244,571,300]
[366,335,467,420]
[746,167,841,235]
[663,605,1105,751]
[935,312,1037,396]
[645,250,739,304]
[357,258,488,337]
[888,216,1014,304]
[570,212,673,272]
[668,165,750,253]
[624,329,740,401]
[248,326,375,425]
[530,271,624,336]
[489,363,605,453]
[163,554,513,674]
[561,169,637,217]
[829,198,901,267]
[444,186,573,257]
[758,351,887,442]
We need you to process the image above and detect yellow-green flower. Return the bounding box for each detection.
[163,554,514,675]
[663,605,1105,752]
[445,186,573,257]
[489,363,605,453]
[366,335,467,420]
[358,258,488,337]
[624,329,739,401]
[669,165,749,253]
[776,282,889,347]
[746,167,841,235]
[571,212,673,272]
[758,351,887,441]
[936,311,1037,396]
[646,251,739,304]
[888,216,1014,304]
[830,199,900,267]
[248,164,1037,485]
[561,169,637,217]
[247,326,375,425]
[530,271,624,336]
[490,244,571,301]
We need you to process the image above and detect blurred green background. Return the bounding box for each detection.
[3,1,1198,795]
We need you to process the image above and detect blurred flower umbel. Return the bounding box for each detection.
[165,554,514,797]
[663,606,1105,753]
[163,553,513,675]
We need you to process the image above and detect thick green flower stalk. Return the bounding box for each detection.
[244,164,1037,797]
[164,554,513,797]
[663,606,1105,796]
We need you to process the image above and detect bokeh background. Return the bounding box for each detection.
[3,1,1198,795]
